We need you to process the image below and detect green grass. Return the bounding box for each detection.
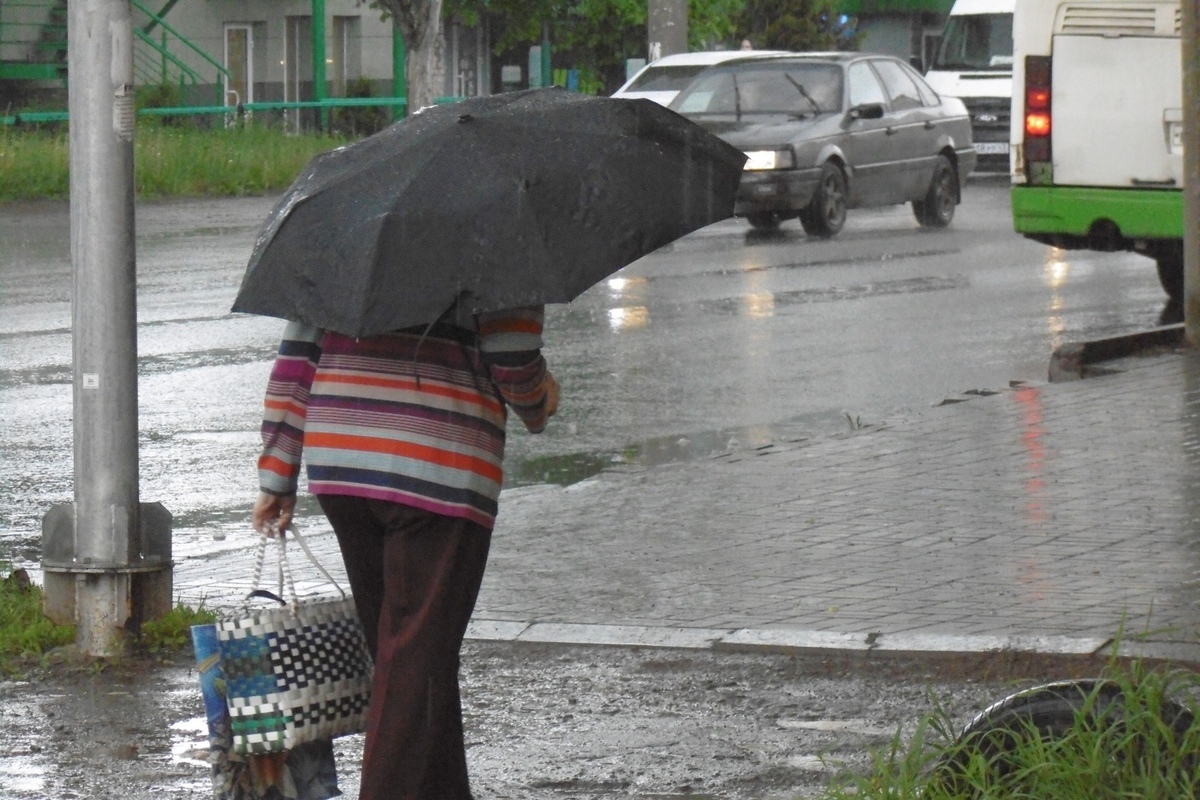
[1,562,219,671]
[0,122,350,201]
[819,661,1200,799]
[137,601,216,655]
[0,564,75,674]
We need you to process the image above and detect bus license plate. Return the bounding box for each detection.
[974,142,1010,155]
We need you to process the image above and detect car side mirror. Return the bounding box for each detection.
[848,103,885,121]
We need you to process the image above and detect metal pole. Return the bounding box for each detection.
[1184,0,1200,344]
[312,0,327,131]
[67,0,139,656]
[541,22,551,88]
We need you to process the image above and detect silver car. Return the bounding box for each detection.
[668,53,977,235]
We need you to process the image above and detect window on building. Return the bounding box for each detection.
[285,16,313,131]
[224,24,253,106]
[331,16,362,96]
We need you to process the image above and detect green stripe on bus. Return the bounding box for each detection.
[1012,185,1182,239]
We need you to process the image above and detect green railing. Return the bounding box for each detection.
[0,0,227,98]
[130,0,229,104]
[0,96,417,126]
[0,0,67,84]
[133,29,201,90]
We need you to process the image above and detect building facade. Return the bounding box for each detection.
[0,0,491,115]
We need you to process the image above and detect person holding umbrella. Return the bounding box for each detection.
[234,88,746,798]
[251,299,558,799]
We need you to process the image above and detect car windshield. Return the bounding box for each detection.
[670,63,844,117]
[624,64,715,92]
[931,13,1013,71]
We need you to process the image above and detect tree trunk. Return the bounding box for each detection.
[377,0,447,113]
[407,6,447,111]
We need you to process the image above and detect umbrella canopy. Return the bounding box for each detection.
[232,87,747,337]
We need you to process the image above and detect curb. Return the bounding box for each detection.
[1049,324,1185,382]
[464,619,1200,669]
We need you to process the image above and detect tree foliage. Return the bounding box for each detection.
[734,0,857,51]
[378,0,855,98]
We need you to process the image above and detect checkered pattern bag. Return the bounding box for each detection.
[216,526,373,755]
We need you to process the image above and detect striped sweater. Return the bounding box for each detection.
[258,306,551,529]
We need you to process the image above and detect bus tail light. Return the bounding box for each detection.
[1024,55,1052,183]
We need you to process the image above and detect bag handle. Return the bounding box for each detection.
[248,532,297,605]
[247,523,348,607]
[286,522,348,600]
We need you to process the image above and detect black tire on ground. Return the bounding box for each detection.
[912,154,958,228]
[798,162,847,238]
[746,212,782,230]
[1154,241,1184,303]
[928,679,1195,797]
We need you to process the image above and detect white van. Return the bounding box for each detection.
[1010,0,1183,300]
[923,0,1014,171]
[612,50,786,106]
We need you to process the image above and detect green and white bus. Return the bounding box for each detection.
[1010,0,1183,300]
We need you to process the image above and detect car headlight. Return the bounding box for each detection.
[743,149,795,171]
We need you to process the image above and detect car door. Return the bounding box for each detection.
[869,58,937,200]
[841,61,897,207]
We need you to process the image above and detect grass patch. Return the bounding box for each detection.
[0,121,350,201]
[0,564,75,674]
[819,661,1200,799]
[138,601,216,655]
[1,562,218,672]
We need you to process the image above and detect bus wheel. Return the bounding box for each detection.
[913,155,957,228]
[1154,242,1183,303]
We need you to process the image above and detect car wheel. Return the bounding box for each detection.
[746,212,782,230]
[798,163,847,238]
[913,155,957,228]
[1154,241,1183,303]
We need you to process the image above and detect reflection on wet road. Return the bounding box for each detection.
[0,181,1176,562]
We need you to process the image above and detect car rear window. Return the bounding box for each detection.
[625,65,713,92]
[672,63,844,116]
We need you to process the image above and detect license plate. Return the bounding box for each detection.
[974,142,1010,155]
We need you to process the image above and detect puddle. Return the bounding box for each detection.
[503,410,849,488]
[696,275,967,316]
[170,716,212,768]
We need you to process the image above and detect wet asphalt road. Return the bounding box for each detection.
[0,639,1108,800]
[0,177,1176,564]
[0,178,1180,799]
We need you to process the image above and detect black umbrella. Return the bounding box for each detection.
[232,87,746,337]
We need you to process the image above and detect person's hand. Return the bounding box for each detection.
[252,491,295,536]
[544,372,560,418]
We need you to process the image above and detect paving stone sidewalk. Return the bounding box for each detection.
[175,350,1200,663]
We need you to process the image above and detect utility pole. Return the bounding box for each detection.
[43,0,172,657]
[647,0,688,62]
[1184,0,1200,345]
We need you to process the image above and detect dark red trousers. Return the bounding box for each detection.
[317,495,492,800]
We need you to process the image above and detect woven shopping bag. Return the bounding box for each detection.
[216,525,373,755]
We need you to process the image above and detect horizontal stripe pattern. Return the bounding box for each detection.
[258,308,550,527]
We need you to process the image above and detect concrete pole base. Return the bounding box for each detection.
[40,501,174,655]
